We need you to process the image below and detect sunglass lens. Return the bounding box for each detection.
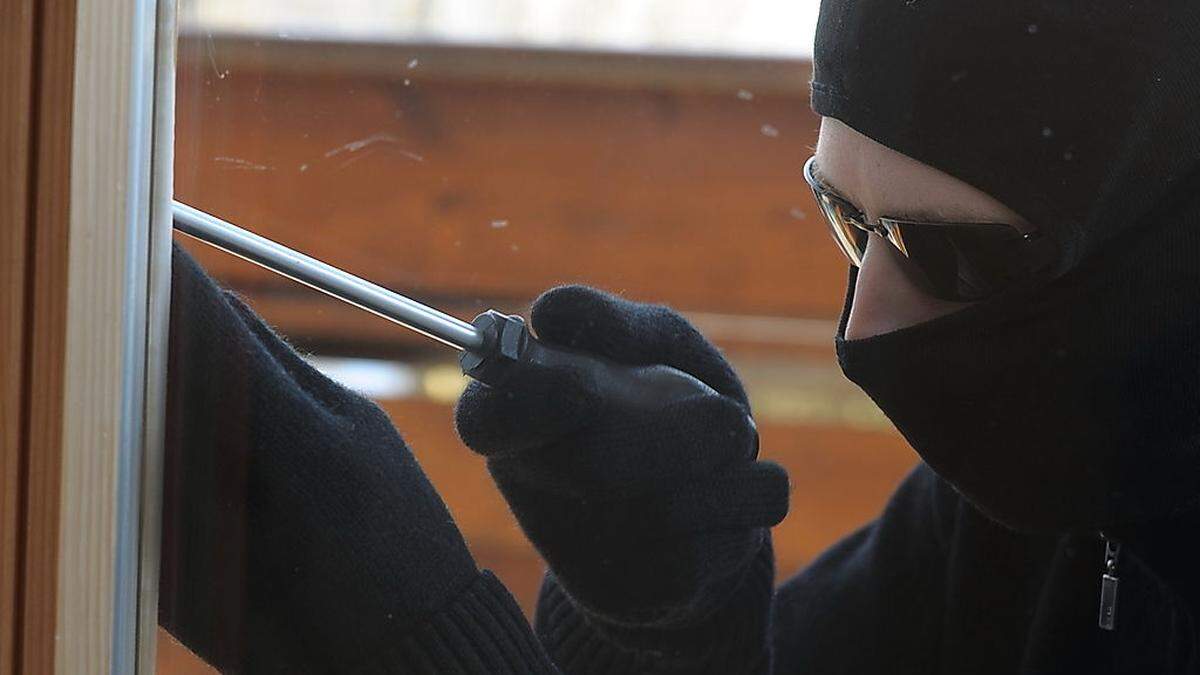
[887,222,1032,301]
[817,196,868,266]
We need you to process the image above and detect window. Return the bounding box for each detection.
[156,2,912,671]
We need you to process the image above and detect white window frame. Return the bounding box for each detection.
[54,0,175,671]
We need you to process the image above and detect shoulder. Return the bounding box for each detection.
[769,464,959,674]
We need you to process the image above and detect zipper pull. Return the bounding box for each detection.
[1098,535,1121,631]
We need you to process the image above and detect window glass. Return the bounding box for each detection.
[158,2,910,671]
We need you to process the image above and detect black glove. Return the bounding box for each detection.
[454,286,789,635]
[159,246,553,674]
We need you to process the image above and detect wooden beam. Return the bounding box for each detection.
[0,3,36,673]
[179,33,812,96]
[171,274,838,361]
[15,1,77,673]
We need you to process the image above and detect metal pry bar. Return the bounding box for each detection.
[172,201,728,417]
[171,200,485,352]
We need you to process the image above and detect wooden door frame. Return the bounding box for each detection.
[0,0,175,673]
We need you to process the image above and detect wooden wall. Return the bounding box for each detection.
[174,37,848,324]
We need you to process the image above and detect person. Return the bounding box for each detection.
[454,1,1200,673]
[160,2,1200,674]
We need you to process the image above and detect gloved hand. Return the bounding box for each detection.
[159,247,551,674]
[454,286,790,632]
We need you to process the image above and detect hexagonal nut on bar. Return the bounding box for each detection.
[459,310,530,386]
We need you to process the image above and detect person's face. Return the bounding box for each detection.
[813,118,1034,339]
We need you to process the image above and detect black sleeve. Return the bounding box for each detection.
[532,537,778,674]
[159,244,558,674]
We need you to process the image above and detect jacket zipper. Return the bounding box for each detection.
[1098,533,1121,631]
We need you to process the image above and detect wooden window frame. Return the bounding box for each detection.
[0,0,175,672]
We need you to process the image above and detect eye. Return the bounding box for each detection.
[840,208,870,231]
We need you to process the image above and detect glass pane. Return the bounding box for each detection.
[157,2,908,671]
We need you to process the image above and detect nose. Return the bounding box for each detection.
[843,234,973,340]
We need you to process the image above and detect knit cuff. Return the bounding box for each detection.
[354,570,559,674]
[534,539,776,675]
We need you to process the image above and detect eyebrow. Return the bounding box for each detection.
[808,160,835,188]
[809,160,959,224]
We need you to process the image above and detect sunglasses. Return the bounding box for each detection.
[803,156,1058,302]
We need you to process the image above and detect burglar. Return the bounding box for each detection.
[160,2,1200,674]
[454,1,1200,673]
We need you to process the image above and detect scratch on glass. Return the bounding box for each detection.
[206,32,229,80]
[324,132,425,170]
[214,157,270,171]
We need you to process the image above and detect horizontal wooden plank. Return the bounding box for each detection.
[174,40,840,323]
[177,240,841,363]
[179,34,813,96]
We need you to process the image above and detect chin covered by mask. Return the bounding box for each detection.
[813,1,1200,533]
[836,196,1200,533]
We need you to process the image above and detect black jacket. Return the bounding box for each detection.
[771,465,1199,674]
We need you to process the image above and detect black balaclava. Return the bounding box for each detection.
[812,1,1200,533]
